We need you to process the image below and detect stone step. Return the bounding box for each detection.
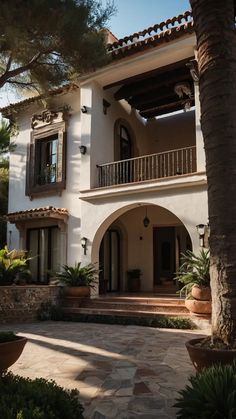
[79,301,188,313]
[62,306,190,317]
[63,296,185,307]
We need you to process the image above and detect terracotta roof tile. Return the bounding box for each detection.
[107,11,193,59]
[7,206,69,223]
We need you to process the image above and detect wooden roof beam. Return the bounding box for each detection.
[114,71,191,101]
[139,98,194,118]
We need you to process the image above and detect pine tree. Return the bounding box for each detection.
[0,0,114,94]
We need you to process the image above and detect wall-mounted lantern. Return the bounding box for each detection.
[196,224,207,247]
[143,207,150,228]
[81,237,88,255]
[79,145,87,155]
[81,105,88,114]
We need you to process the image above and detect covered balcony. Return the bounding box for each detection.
[97,145,196,187]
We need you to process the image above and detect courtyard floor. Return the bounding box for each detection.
[4,321,208,418]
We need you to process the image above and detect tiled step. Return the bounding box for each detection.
[62,306,190,318]
[80,301,188,314]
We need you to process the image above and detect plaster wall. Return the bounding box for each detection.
[8,90,83,265]
[146,110,196,154]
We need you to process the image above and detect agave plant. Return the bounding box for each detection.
[175,249,210,298]
[175,362,236,419]
[56,262,98,287]
[0,246,31,285]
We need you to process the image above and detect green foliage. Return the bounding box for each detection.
[0,0,115,93]
[175,249,210,297]
[56,262,98,287]
[0,372,84,419]
[0,246,31,285]
[0,331,18,343]
[63,313,195,329]
[175,361,236,419]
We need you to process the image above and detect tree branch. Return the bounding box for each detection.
[0,51,50,88]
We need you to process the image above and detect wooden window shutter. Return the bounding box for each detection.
[56,130,66,187]
[25,142,35,196]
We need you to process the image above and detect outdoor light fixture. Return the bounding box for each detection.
[81,105,87,114]
[79,145,87,155]
[143,207,150,228]
[103,99,111,115]
[196,224,207,247]
[81,237,88,255]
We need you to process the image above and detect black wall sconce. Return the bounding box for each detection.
[143,207,150,228]
[103,99,111,115]
[81,237,88,255]
[81,105,88,114]
[196,224,207,247]
[79,145,87,155]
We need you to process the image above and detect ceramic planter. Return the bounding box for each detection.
[63,286,90,298]
[185,298,211,315]
[191,284,211,301]
[0,336,27,372]
[186,337,236,371]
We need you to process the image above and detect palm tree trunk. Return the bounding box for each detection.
[190,0,236,345]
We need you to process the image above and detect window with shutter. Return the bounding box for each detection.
[26,114,67,198]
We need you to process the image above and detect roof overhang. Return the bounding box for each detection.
[7,206,69,224]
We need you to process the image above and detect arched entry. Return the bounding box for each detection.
[92,203,193,295]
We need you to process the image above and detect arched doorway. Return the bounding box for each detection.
[92,203,193,295]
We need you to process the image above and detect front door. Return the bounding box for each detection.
[153,227,176,286]
[99,229,120,292]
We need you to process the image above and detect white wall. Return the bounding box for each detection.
[8,90,83,265]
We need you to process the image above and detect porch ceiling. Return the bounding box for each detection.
[106,57,195,118]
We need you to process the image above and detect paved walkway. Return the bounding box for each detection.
[4,321,207,418]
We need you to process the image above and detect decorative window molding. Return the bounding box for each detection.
[26,109,68,199]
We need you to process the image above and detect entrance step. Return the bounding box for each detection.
[62,295,188,315]
[62,307,190,318]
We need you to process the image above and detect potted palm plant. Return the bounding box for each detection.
[175,249,211,315]
[0,246,31,285]
[0,331,27,373]
[56,262,98,297]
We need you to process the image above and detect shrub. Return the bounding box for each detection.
[0,372,84,419]
[175,361,236,418]
[0,246,31,285]
[63,313,195,329]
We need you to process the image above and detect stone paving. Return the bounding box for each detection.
[3,321,208,418]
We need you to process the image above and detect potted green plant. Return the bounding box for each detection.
[56,262,98,297]
[175,249,211,315]
[0,246,31,285]
[127,269,141,292]
[0,331,27,372]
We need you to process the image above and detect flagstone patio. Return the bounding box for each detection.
[3,321,208,418]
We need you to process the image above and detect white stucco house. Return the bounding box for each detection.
[1,11,208,296]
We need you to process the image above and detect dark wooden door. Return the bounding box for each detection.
[153,227,176,286]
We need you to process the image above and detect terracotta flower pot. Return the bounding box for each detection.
[191,284,211,301]
[186,337,236,371]
[185,298,211,315]
[0,336,27,373]
[63,286,90,298]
